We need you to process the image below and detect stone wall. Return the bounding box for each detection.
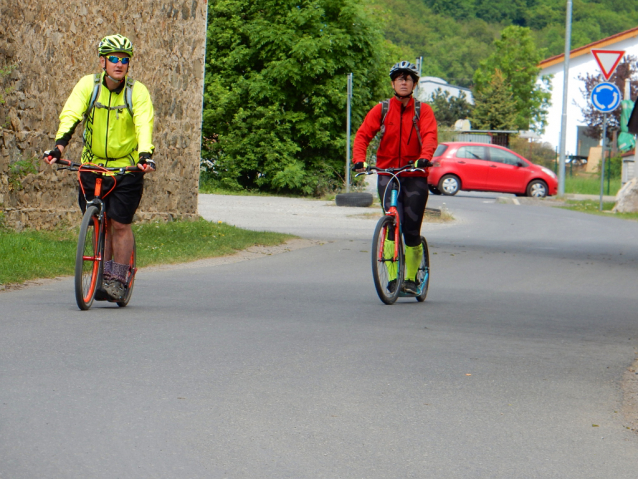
[0,0,207,230]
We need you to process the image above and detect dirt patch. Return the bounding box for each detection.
[143,238,321,271]
[498,196,570,207]
[347,208,454,223]
[0,277,67,293]
[0,238,321,293]
[622,357,638,434]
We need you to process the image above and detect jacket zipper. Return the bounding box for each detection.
[399,104,405,167]
[105,90,112,162]
[407,107,414,146]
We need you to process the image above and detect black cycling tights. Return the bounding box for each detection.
[377,175,429,247]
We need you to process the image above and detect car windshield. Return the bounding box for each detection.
[433,144,448,157]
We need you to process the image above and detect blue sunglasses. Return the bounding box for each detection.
[106,56,130,65]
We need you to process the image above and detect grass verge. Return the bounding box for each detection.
[560,200,638,221]
[564,175,620,196]
[0,218,293,287]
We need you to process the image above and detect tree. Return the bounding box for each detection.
[577,55,638,141]
[427,89,473,127]
[202,0,389,195]
[470,69,518,131]
[472,25,551,132]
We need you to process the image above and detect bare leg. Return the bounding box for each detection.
[111,220,134,264]
[104,219,113,262]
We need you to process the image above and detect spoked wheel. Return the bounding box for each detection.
[117,239,137,308]
[416,236,430,302]
[75,206,101,310]
[371,215,403,305]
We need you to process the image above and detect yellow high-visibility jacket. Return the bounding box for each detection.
[55,72,155,168]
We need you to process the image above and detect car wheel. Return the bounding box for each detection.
[526,179,548,198]
[428,185,442,195]
[438,175,461,196]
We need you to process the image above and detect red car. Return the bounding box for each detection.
[427,142,558,197]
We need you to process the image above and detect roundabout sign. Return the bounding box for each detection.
[590,82,621,112]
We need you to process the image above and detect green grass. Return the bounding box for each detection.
[560,200,638,221]
[563,175,620,196]
[199,178,305,197]
[0,218,292,286]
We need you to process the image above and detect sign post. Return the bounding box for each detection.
[590,81,621,210]
[587,49,624,209]
[599,114,608,211]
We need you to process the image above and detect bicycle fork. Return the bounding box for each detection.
[379,187,401,264]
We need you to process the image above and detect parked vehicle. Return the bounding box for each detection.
[427,142,558,197]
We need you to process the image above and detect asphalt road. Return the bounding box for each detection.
[1,191,638,478]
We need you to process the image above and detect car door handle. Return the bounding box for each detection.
[456,161,466,164]
[490,165,498,168]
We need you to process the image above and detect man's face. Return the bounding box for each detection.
[100,52,130,81]
[392,73,415,96]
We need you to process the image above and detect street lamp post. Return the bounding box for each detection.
[558,0,573,196]
[345,73,353,192]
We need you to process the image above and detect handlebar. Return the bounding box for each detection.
[354,163,426,178]
[54,158,145,173]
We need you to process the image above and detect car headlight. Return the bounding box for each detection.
[541,167,557,179]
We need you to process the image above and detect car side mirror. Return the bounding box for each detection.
[516,161,524,167]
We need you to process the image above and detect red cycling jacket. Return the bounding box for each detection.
[353,96,438,177]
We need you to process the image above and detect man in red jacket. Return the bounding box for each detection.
[353,61,438,294]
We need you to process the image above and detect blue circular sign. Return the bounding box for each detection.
[590,82,621,112]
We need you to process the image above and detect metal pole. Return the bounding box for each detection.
[558,0,573,196]
[599,113,607,211]
[345,73,353,192]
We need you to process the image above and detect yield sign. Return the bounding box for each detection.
[591,49,624,80]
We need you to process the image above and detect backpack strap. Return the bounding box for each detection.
[377,99,390,145]
[82,74,102,144]
[124,77,135,118]
[413,99,422,148]
[84,73,102,121]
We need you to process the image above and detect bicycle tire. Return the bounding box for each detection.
[416,236,430,302]
[371,215,403,305]
[117,238,136,307]
[75,206,101,310]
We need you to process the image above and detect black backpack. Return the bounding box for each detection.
[82,74,136,143]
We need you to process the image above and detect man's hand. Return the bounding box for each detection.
[137,153,156,173]
[415,158,433,169]
[353,161,368,173]
[43,146,63,165]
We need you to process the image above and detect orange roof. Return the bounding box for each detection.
[539,26,638,69]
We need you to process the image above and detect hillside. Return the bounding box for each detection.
[371,0,638,86]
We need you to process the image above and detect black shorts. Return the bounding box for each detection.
[78,172,144,224]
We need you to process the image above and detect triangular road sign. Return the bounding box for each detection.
[591,49,624,80]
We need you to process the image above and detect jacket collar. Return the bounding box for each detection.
[390,95,414,110]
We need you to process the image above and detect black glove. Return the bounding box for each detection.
[44,147,62,162]
[353,161,368,170]
[138,152,156,170]
[415,158,433,168]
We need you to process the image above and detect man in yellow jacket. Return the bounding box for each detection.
[44,34,155,301]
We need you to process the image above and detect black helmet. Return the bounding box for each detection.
[389,61,419,81]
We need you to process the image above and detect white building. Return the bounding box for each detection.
[416,77,474,105]
[538,26,638,156]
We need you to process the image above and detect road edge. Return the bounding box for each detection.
[622,357,638,434]
[0,238,322,293]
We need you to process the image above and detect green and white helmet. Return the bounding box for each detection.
[98,34,134,57]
